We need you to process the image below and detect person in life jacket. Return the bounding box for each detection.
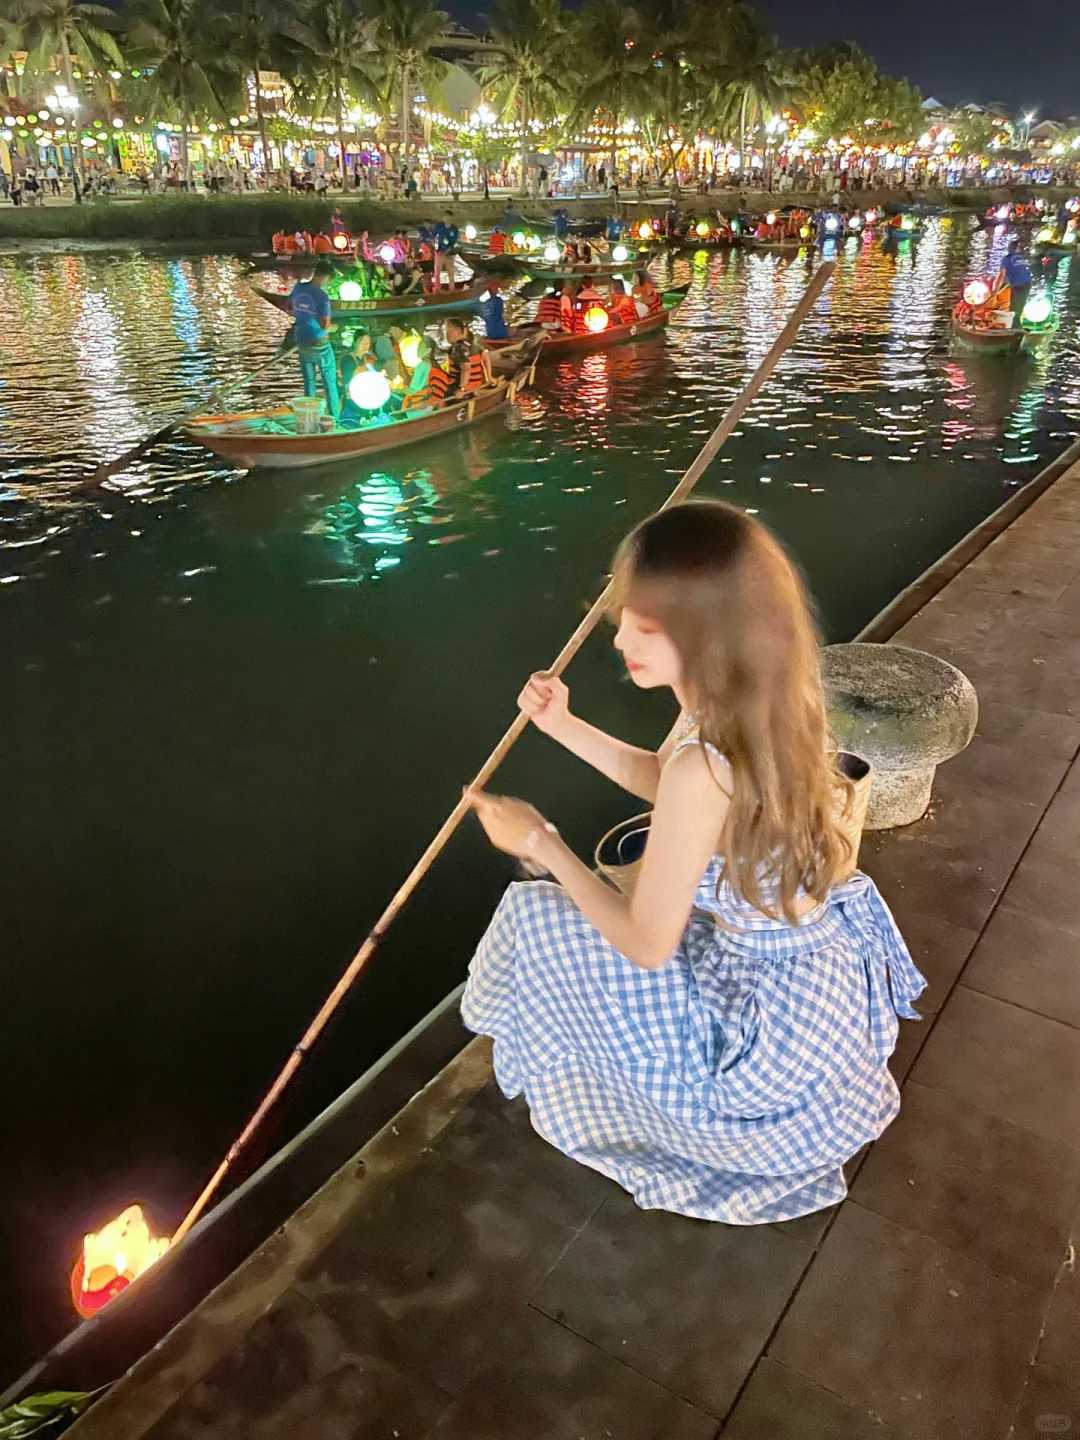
[272,231,288,254]
[488,226,507,255]
[444,314,492,394]
[313,233,335,254]
[573,280,605,332]
[401,337,442,410]
[535,288,564,329]
[631,271,660,315]
[559,281,575,331]
[608,278,638,327]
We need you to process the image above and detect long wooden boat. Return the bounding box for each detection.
[950,313,1026,353]
[976,213,1045,230]
[184,362,536,472]
[519,259,642,284]
[739,235,806,253]
[485,286,687,359]
[253,279,492,323]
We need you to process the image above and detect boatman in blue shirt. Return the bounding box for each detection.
[478,279,510,341]
[431,211,459,292]
[289,260,340,418]
[994,240,1033,319]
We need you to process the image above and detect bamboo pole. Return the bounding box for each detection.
[171,260,836,1246]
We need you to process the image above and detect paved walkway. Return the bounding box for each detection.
[74,461,1080,1440]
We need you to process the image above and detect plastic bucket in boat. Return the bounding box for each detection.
[290,396,326,434]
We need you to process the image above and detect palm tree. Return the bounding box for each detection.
[567,0,650,179]
[224,0,307,178]
[713,11,788,176]
[363,0,446,168]
[482,0,569,196]
[635,0,731,181]
[19,0,124,181]
[125,0,237,186]
[295,0,375,188]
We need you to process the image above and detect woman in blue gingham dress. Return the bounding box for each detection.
[464,502,926,1225]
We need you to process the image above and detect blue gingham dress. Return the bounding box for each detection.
[461,742,927,1225]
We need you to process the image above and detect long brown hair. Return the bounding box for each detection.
[610,500,851,922]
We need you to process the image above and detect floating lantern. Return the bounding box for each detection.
[543,242,560,262]
[378,242,396,265]
[512,230,527,248]
[338,279,364,302]
[612,244,628,263]
[349,369,391,410]
[584,305,610,333]
[1036,226,1055,243]
[71,1206,170,1318]
[695,219,710,238]
[527,234,541,249]
[464,223,477,241]
[799,224,811,240]
[639,221,653,241]
[865,208,878,223]
[1068,199,1079,214]
[765,211,776,226]
[399,331,422,369]
[995,205,1010,222]
[825,215,839,234]
[1021,292,1053,327]
[963,278,991,307]
[332,233,350,251]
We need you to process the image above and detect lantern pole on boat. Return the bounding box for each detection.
[82,337,297,489]
[158,258,836,1250]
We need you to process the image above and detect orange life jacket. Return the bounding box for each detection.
[536,295,563,327]
[272,231,287,254]
[488,232,506,254]
[462,352,487,391]
[427,364,451,402]
[313,233,334,254]
[610,295,637,327]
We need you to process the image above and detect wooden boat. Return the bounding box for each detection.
[184,360,537,472]
[976,212,1045,230]
[519,258,642,284]
[739,234,806,253]
[950,311,1026,353]
[485,286,687,359]
[253,279,492,323]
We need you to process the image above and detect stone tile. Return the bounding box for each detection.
[533,1188,812,1417]
[850,1081,1080,1290]
[889,1015,931,1085]
[910,774,1048,858]
[901,637,1077,718]
[1037,763,1080,851]
[911,986,1080,1148]
[961,551,1076,602]
[1055,572,1080,616]
[964,904,1080,1030]
[973,699,1080,760]
[1002,839,1080,937]
[148,1289,452,1440]
[899,588,1080,648]
[424,1307,715,1440]
[1037,1228,1080,1374]
[933,735,1068,814]
[884,904,978,1017]
[293,1088,611,1397]
[723,1357,901,1439]
[860,831,1006,935]
[770,1203,1046,1440]
[1009,1364,1080,1440]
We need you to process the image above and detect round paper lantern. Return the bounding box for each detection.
[765,211,776,226]
[1021,292,1053,327]
[378,242,396,264]
[639,221,653,240]
[543,242,560,262]
[612,244,628,263]
[338,279,364,302]
[464,223,477,240]
[963,278,991,307]
[996,205,1010,221]
[799,224,811,239]
[849,215,863,231]
[825,215,839,233]
[695,219,710,237]
[399,331,422,369]
[1036,226,1055,243]
[332,233,350,251]
[349,369,391,409]
[584,305,610,333]
[512,230,527,247]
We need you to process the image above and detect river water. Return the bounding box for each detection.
[3,221,1079,1376]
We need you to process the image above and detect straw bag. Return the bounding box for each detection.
[594,751,873,898]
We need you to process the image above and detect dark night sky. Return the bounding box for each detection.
[756,0,1079,118]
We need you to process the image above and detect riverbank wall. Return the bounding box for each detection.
[0,186,1074,251]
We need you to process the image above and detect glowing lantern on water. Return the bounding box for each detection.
[639,221,653,240]
[825,215,839,234]
[464,223,477,241]
[693,249,709,265]
[378,242,397,265]
[963,278,991,307]
[584,305,610,333]
[338,280,364,303]
[399,331,422,369]
[71,1206,170,1318]
[996,205,1010,222]
[766,211,776,226]
[512,230,527,248]
[527,234,541,248]
[349,369,392,410]
[1036,227,1055,243]
[1021,292,1053,327]
[612,243,629,263]
[332,233,350,251]
[695,219,710,238]
[1063,227,1077,245]
[799,225,811,239]
[543,242,561,262]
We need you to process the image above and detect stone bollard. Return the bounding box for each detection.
[822,643,978,829]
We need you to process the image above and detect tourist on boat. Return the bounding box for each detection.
[387,262,423,296]
[462,500,926,1225]
[401,337,441,410]
[487,225,507,255]
[289,261,339,420]
[329,207,347,237]
[631,271,660,315]
[431,211,460,291]
[535,287,565,330]
[606,214,624,243]
[479,281,510,341]
[444,314,492,394]
[608,279,638,327]
[559,281,576,331]
[552,207,570,239]
[994,241,1033,318]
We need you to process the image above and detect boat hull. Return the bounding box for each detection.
[951,317,1026,353]
[185,373,530,472]
[253,281,492,324]
[485,304,674,357]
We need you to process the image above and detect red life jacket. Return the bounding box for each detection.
[536,295,563,327]
[272,231,288,254]
[313,234,334,254]
[488,232,507,254]
[610,295,637,326]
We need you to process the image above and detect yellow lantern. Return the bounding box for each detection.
[695,219,710,238]
[639,221,653,240]
[584,305,610,332]
[399,331,422,369]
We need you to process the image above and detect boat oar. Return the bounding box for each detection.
[164,259,836,1248]
[81,340,296,489]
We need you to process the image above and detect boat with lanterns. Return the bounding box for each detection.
[484,284,688,359]
[951,276,1057,353]
[253,277,494,324]
[184,352,538,473]
[977,202,1046,230]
